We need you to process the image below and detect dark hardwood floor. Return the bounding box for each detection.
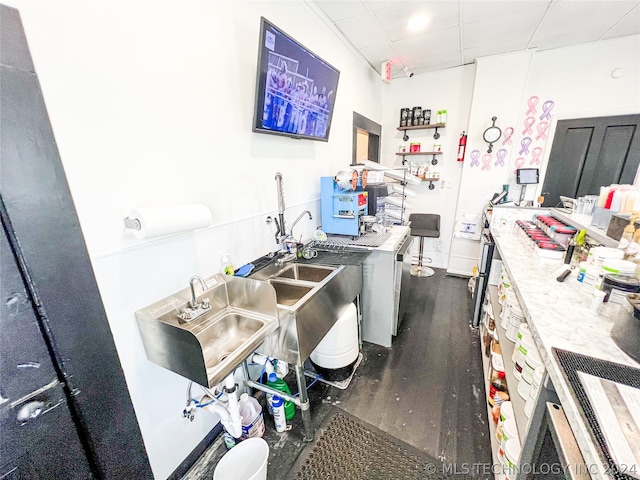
[184,269,492,479]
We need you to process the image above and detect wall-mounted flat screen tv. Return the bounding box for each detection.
[252,17,340,142]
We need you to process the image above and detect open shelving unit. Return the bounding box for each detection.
[397,123,445,141]
[479,285,535,478]
[487,286,529,443]
[479,319,503,475]
[396,151,442,166]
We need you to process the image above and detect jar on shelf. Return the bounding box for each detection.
[483,309,496,357]
[488,354,509,407]
[513,333,537,381]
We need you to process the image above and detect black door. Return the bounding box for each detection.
[1,5,152,478]
[541,114,640,207]
[0,221,93,479]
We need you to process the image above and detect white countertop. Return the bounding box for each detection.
[492,228,640,479]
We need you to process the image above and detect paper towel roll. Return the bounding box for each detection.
[128,204,212,239]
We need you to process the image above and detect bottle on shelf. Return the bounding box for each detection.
[266,372,295,421]
[271,396,287,433]
[238,393,265,440]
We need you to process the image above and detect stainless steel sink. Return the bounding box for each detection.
[136,274,278,388]
[251,259,362,366]
[267,280,313,307]
[274,264,335,282]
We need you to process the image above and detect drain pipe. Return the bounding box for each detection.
[242,360,314,441]
[207,373,243,438]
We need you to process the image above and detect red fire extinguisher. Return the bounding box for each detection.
[457,131,467,162]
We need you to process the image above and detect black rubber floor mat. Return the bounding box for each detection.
[288,408,445,480]
[553,348,640,480]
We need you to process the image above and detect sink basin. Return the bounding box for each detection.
[267,280,313,306]
[275,264,335,282]
[136,274,279,387]
[197,312,266,373]
[250,259,363,366]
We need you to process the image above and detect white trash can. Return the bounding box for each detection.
[213,437,269,480]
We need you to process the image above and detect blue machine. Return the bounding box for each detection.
[320,176,368,236]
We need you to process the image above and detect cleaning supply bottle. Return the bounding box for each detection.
[221,253,234,275]
[270,396,287,433]
[266,372,295,421]
[238,393,265,439]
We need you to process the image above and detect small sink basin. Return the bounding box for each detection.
[135,274,279,388]
[275,264,335,282]
[198,313,266,366]
[267,280,313,307]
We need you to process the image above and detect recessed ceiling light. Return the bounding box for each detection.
[408,15,429,32]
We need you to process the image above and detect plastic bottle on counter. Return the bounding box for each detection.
[266,372,295,420]
[271,396,287,433]
[221,253,234,275]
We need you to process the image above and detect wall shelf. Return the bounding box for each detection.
[549,208,618,248]
[396,151,442,166]
[397,123,445,141]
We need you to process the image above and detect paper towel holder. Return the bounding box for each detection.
[124,217,142,231]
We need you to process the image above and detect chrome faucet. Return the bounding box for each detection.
[290,210,312,241]
[179,275,211,322]
[189,275,208,308]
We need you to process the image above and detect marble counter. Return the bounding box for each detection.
[492,228,640,479]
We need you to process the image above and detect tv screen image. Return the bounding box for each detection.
[253,17,340,142]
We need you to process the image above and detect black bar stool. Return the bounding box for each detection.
[408,213,440,277]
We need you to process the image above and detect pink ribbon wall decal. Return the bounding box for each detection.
[495,148,507,167]
[539,100,555,121]
[530,147,543,165]
[502,127,514,146]
[470,149,480,167]
[519,137,532,155]
[535,121,549,140]
[522,117,535,135]
[526,96,539,116]
[514,157,525,174]
[481,154,492,171]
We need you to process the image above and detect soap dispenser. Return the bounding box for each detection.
[221,253,234,276]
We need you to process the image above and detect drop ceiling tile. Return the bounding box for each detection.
[359,43,400,68]
[314,1,368,22]
[366,1,404,11]
[601,3,640,39]
[463,39,532,64]
[374,1,460,41]
[532,1,640,49]
[393,24,461,65]
[410,51,462,74]
[462,1,551,24]
[335,13,387,49]
[463,4,548,48]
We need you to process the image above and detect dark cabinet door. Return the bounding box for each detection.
[1,225,92,479]
[541,114,640,207]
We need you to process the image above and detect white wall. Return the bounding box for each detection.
[380,65,476,267]
[5,1,382,477]
[448,35,640,275]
